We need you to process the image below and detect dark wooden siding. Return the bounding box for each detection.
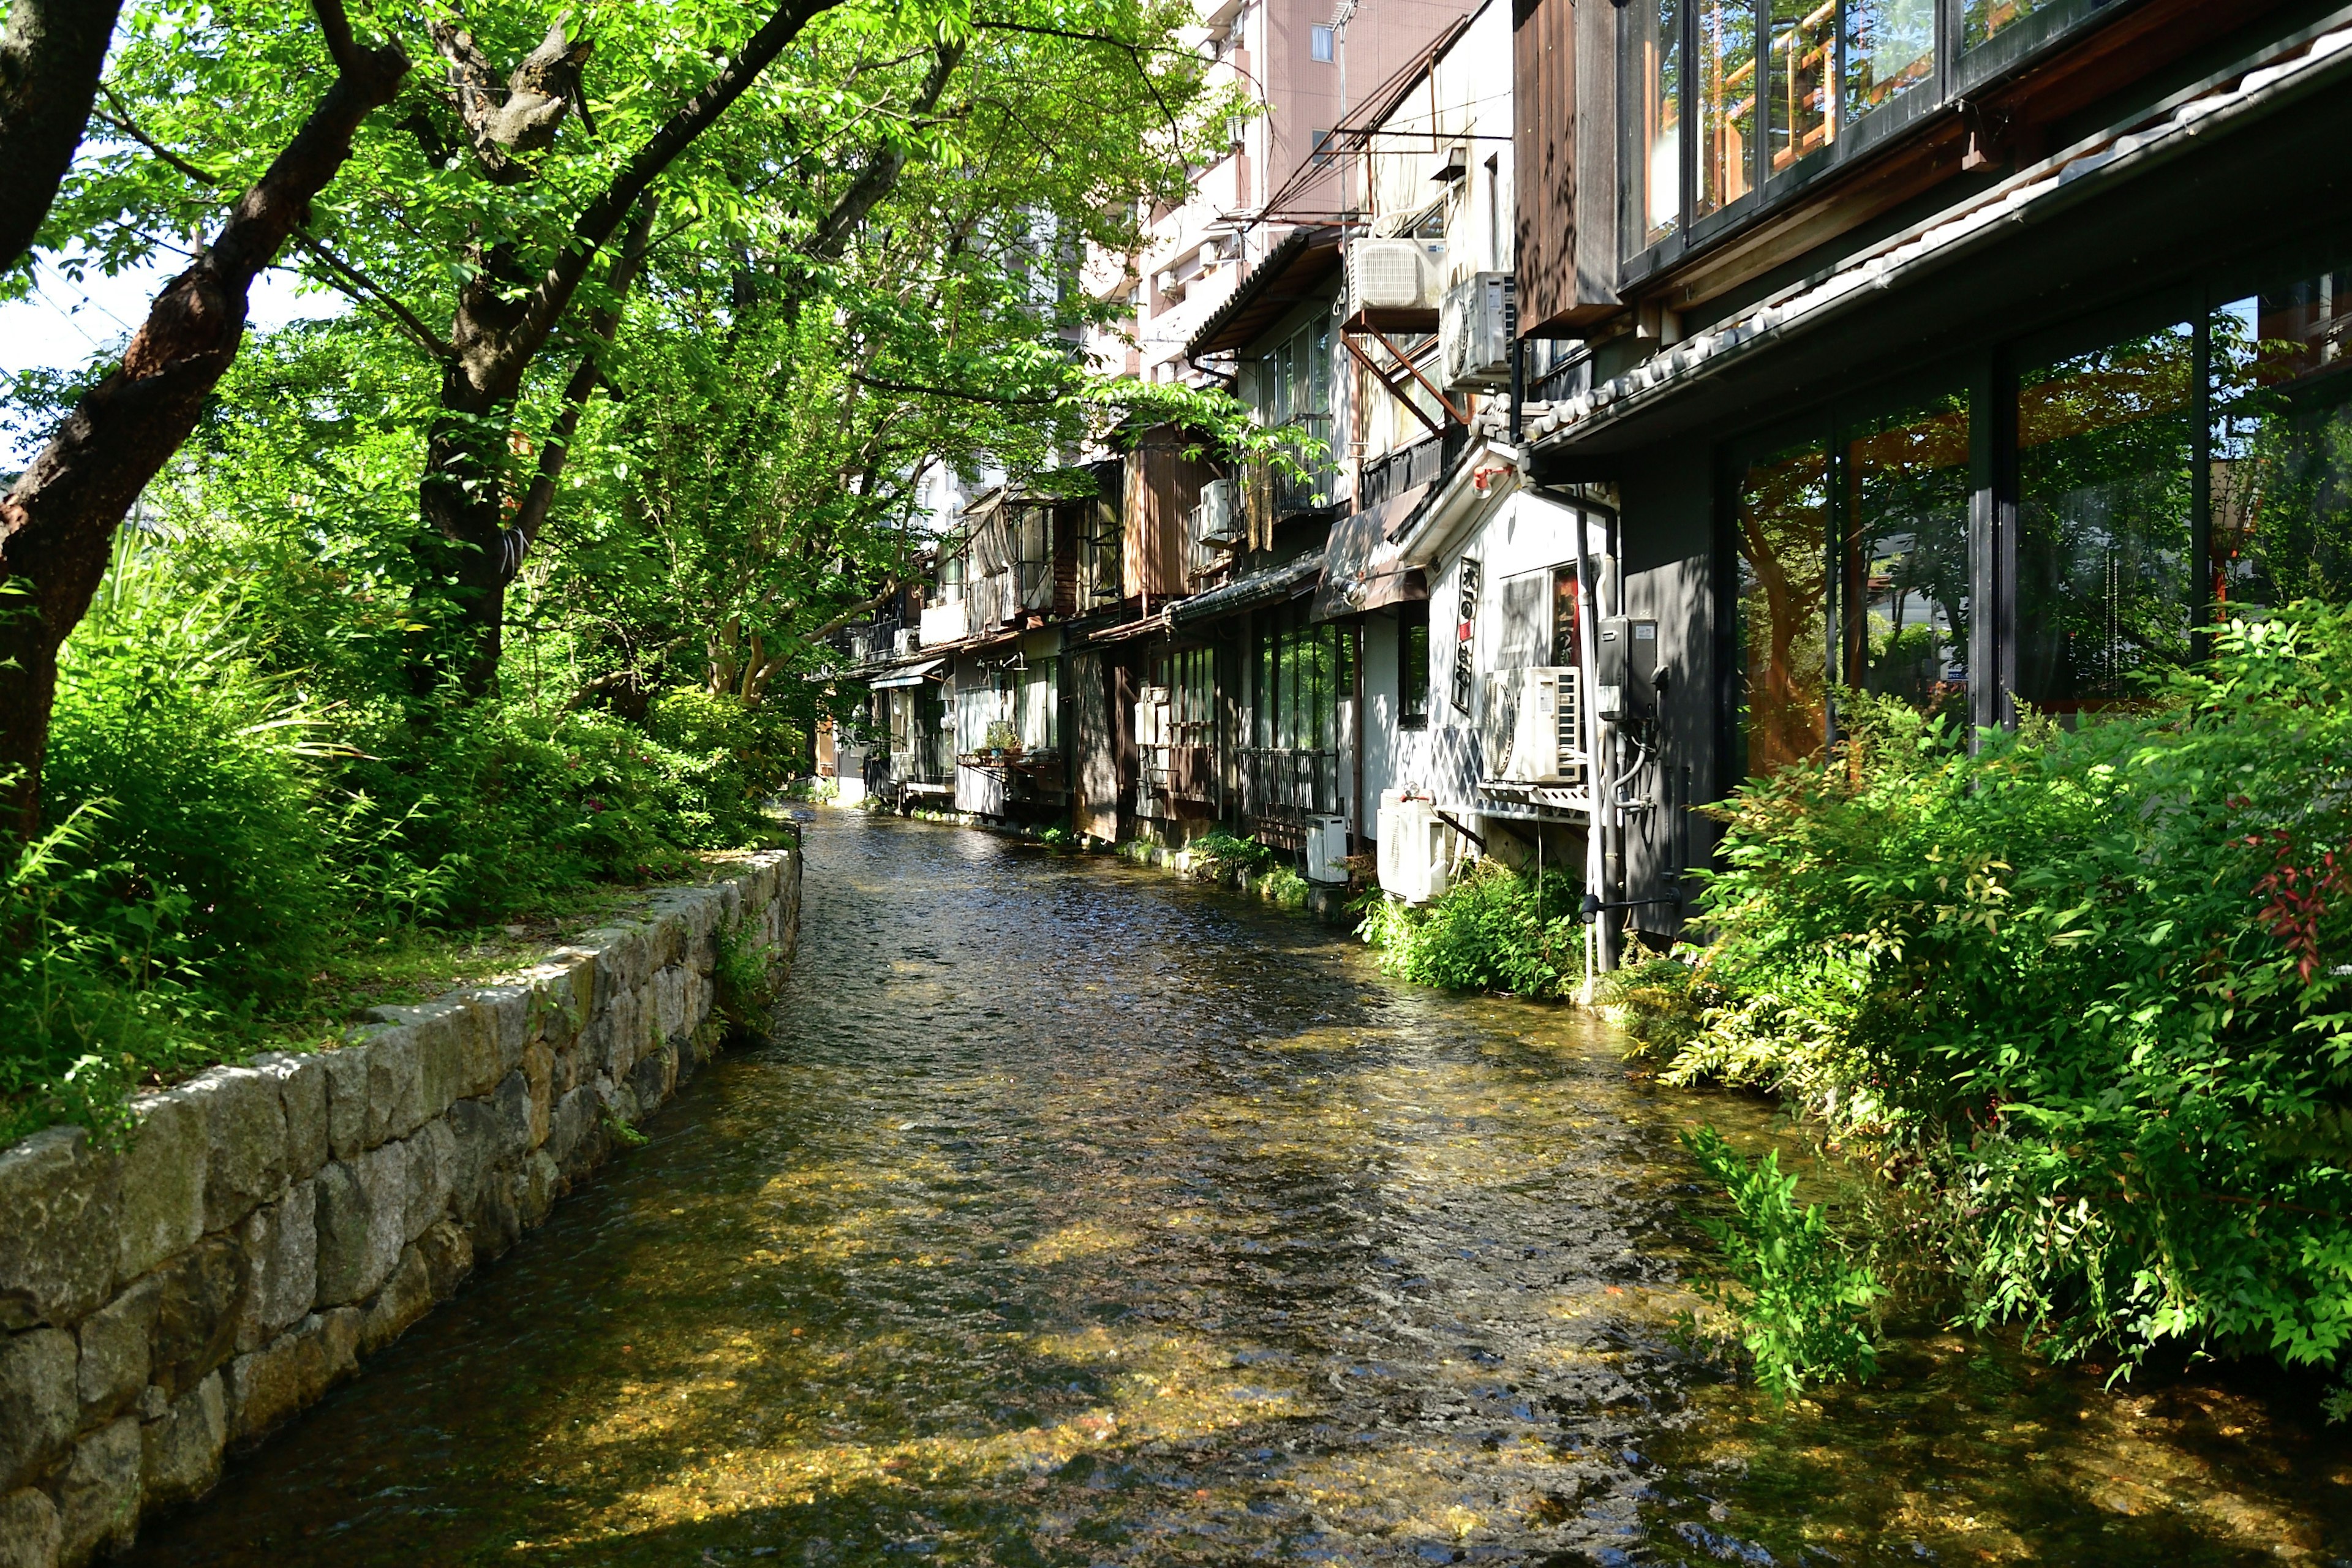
[1121,428,1212,600]
[1514,0,1617,336]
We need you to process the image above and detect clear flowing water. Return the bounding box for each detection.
[129,813,2352,1566]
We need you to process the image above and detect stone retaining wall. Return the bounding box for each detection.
[0,848,801,1568]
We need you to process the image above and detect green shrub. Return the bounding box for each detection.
[0,807,217,1144]
[1669,603,2352,1379]
[1261,863,1309,911]
[710,915,780,1042]
[43,561,343,1003]
[1188,830,1272,883]
[1359,859,1583,997]
[1681,1125,1883,1399]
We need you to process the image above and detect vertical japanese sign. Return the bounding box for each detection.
[1451,556,1480,715]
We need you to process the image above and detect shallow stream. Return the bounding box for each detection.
[128,812,2352,1565]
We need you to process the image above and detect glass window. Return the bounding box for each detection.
[1843,0,1935,123]
[1400,601,1430,728]
[1311,23,1334,62]
[2209,274,2352,610]
[1695,0,1758,220]
[1768,0,1834,177]
[1841,392,1971,720]
[1738,441,1831,775]
[2016,323,2196,714]
[1630,0,1683,249]
[1551,566,1583,668]
[1964,0,2055,51]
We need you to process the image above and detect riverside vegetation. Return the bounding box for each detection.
[0,0,1253,1144]
[1359,603,2352,1406]
[1608,603,2352,1405]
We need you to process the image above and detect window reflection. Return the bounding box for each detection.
[1844,0,1935,121]
[1964,0,2057,49]
[1632,0,1683,247]
[2016,325,2196,713]
[1739,443,1830,775]
[1842,394,1971,720]
[2209,276,2352,609]
[1768,0,1834,175]
[1695,0,1757,219]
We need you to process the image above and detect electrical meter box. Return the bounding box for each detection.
[1595,617,1658,724]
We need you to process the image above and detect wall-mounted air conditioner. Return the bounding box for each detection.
[1501,666,1585,784]
[1196,477,1241,544]
[1442,272,1515,390]
[918,601,970,645]
[1305,814,1351,884]
[1376,791,1452,904]
[1346,238,1444,320]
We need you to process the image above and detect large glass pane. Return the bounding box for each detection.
[1964,0,2056,50]
[1738,442,1831,776]
[1842,392,1971,721]
[1768,0,1833,178]
[1694,0,1757,220]
[2209,275,2352,609]
[1630,0,1683,249]
[2015,324,2196,714]
[1844,0,1934,122]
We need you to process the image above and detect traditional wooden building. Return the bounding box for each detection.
[1504,0,2352,960]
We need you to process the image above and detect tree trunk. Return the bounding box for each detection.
[0,9,408,839]
[0,0,126,270]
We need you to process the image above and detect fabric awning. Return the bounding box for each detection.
[868,658,946,689]
[1168,552,1325,627]
[1310,482,1433,621]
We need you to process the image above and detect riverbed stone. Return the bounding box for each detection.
[55,1415,138,1566]
[0,1488,62,1568]
[253,1054,328,1177]
[75,1277,160,1423]
[183,1067,288,1234]
[312,1142,406,1306]
[235,1188,317,1353]
[149,1236,247,1398]
[116,1093,206,1284]
[0,1128,120,1331]
[357,1245,432,1357]
[401,1121,457,1245]
[0,1329,77,1492]
[139,1370,224,1509]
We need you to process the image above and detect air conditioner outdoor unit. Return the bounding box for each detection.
[1501,666,1585,784]
[1376,790,1452,905]
[1156,268,1185,301]
[1442,272,1515,390]
[1304,813,1351,884]
[1346,237,1444,317]
[1196,477,1241,543]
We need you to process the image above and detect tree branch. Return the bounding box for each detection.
[847,371,1058,407]
[510,0,842,369]
[499,192,658,578]
[807,40,966,262]
[288,230,456,359]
